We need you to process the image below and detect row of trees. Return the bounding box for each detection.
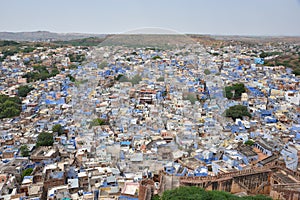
[0,40,19,47]
[0,41,42,62]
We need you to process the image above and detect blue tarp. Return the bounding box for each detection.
[120,151,125,160]
[265,117,277,123]
[254,58,264,64]
[118,196,138,200]
[120,141,131,146]
[45,98,65,105]
[193,166,208,177]
[260,110,272,117]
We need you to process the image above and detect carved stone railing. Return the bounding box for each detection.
[180,165,273,184]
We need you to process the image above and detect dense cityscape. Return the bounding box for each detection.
[0,33,299,200]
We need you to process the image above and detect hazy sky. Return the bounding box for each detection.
[1,0,300,36]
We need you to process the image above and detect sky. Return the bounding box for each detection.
[1,0,300,36]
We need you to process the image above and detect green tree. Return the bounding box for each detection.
[50,67,59,76]
[161,187,210,200]
[0,40,19,46]
[225,105,251,120]
[0,107,20,118]
[52,124,64,136]
[69,64,78,69]
[21,47,35,53]
[36,132,54,147]
[99,61,108,69]
[118,74,142,85]
[183,93,198,104]
[0,100,21,119]
[69,53,85,63]
[225,83,246,99]
[0,95,22,119]
[21,168,33,180]
[23,65,60,82]
[2,100,19,108]
[156,186,272,200]
[118,75,130,82]
[130,75,142,85]
[115,74,125,81]
[152,55,162,60]
[259,51,281,58]
[90,118,107,127]
[293,69,300,76]
[67,74,76,82]
[152,195,160,200]
[204,69,211,75]
[157,77,165,82]
[18,85,34,97]
[8,96,22,104]
[75,79,88,86]
[245,140,255,146]
[20,145,30,157]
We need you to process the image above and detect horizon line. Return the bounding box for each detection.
[1,30,300,38]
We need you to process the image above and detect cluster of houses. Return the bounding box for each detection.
[0,40,299,199]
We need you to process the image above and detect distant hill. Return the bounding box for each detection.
[99,34,197,49]
[0,31,299,46]
[0,31,106,41]
[53,37,106,46]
